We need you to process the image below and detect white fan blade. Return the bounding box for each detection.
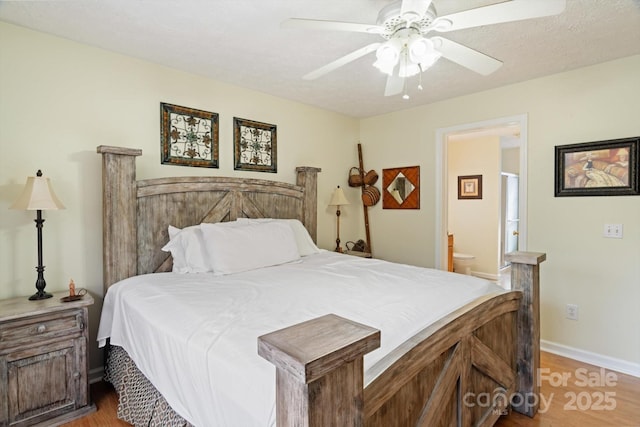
[303,43,381,80]
[400,0,433,22]
[433,0,566,32]
[384,74,404,96]
[431,37,502,75]
[281,18,383,34]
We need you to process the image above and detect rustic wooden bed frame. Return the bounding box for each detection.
[98,145,545,427]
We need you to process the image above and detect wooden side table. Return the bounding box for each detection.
[0,291,96,426]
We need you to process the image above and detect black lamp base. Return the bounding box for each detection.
[29,290,53,301]
[30,208,53,301]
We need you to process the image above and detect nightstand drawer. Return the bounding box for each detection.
[0,309,84,350]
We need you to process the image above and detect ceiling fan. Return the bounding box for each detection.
[282,0,566,99]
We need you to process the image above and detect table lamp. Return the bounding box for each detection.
[328,186,349,252]
[10,170,65,300]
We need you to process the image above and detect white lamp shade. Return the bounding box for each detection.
[329,186,350,206]
[10,174,65,210]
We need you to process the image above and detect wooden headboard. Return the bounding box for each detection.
[97,145,321,291]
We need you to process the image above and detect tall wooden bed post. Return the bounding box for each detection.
[97,145,142,289]
[296,166,320,243]
[506,251,546,417]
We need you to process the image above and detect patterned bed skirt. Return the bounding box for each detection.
[105,345,194,427]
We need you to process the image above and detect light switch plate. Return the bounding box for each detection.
[603,224,623,238]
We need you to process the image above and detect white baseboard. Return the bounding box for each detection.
[89,366,105,384]
[541,339,640,378]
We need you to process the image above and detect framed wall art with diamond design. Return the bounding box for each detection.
[233,117,277,173]
[161,102,219,168]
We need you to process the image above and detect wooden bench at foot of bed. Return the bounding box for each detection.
[259,252,545,427]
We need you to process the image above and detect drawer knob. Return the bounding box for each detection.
[37,324,47,333]
[76,314,85,330]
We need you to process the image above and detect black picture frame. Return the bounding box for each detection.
[458,175,482,200]
[554,136,639,197]
[233,117,277,173]
[160,103,219,168]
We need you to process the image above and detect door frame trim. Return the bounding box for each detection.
[435,114,528,270]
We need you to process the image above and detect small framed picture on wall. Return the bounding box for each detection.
[233,117,277,173]
[160,102,219,168]
[458,175,482,200]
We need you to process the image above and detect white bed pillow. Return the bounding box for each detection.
[236,218,320,256]
[200,221,300,275]
[162,221,245,273]
[161,225,210,273]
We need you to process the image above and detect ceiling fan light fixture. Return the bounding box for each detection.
[398,61,420,78]
[286,0,568,98]
[408,36,441,69]
[408,35,429,58]
[418,51,442,70]
[373,39,401,75]
[373,57,396,75]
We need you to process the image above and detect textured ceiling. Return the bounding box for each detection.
[1,0,639,118]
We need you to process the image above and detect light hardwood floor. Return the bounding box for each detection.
[63,351,639,427]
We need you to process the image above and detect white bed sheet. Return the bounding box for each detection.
[98,251,503,427]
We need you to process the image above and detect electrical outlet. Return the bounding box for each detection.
[603,223,623,238]
[566,304,578,321]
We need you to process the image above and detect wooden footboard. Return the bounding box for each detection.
[259,253,545,427]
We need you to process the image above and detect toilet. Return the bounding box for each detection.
[453,253,475,275]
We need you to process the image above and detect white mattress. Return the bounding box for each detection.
[97,251,503,427]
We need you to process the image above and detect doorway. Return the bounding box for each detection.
[435,114,528,272]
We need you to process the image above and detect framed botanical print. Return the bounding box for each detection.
[160,103,219,168]
[233,117,277,173]
[555,136,639,197]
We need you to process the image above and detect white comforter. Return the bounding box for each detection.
[97,251,503,427]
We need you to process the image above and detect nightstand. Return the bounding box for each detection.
[0,291,96,426]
